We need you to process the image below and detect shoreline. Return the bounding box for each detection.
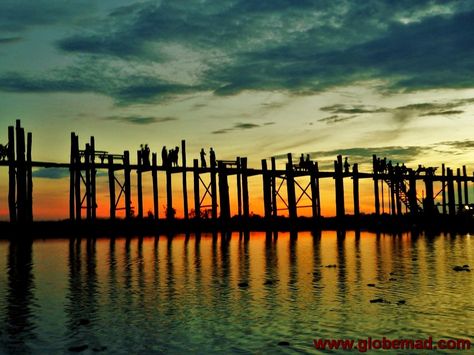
[0,215,473,238]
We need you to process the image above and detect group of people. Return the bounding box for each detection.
[298,154,313,170]
[158,145,217,168]
[161,146,180,167]
[140,144,151,166]
[374,157,437,176]
[200,147,216,168]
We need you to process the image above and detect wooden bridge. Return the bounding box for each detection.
[1,120,473,223]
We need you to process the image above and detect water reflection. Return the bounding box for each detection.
[0,231,472,353]
[3,240,36,354]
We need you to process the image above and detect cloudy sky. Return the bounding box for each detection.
[0,0,473,218]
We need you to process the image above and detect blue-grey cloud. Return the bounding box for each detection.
[0,1,96,31]
[105,115,177,125]
[0,37,22,44]
[212,122,260,134]
[32,168,68,179]
[1,1,474,104]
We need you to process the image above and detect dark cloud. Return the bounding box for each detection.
[440,140,474,150]
[105,116,177,125]
[317,98,473,125]
[0,67,197,104]
[274,145,428,170]
[1,1,474,103]
[421,110,463,116]
[321,104,387,114]
[0,37,22,44]
[32,168,68,179]
[211,129,231,135]
[0,1,96,31]
[318,115,357,124]
[211,122,260,134]
[234,123,259,130]
[206,5,474,95]
[308,146,427,163]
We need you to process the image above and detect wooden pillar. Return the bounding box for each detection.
[441,164,447,215]
[218,161,230,221]
[261,159,272,219]
[108,155,116,219]
[286,153,297,220]
[137,150,143,218]
[456,168,463,211]
[90,137,96,220]
[152,153,158,220]
[372,155,380,216]
[85,143,91,220]
[408,170,417,216]
[16,120,27,222]
[210,159,217,220]
[74,136,81,221]
[193,159,200,220]
[241,157,249,219]
[352,163,359,217]
[424,175,434,216]
[334,155,345,219]
[314,162,321,217]
[124,150,132,219]
[166,159,173,219]
[447,168,455,216]
[69,133,76,220]
[8,126,16,222]
[396,173,402,216]
[236,157,242,218]
[390,171,396,216]
[271,157,277,217]
[181,140,189,220]
[26,132,33,222]
[463,166,469,206]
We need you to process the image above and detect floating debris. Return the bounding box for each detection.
[367,283,376,287]
[453,265,470,272]
[389,278,397,281]
[325,264,337,268]
[370,298,390,304]
[278,341,290,346]
[238,282,249,287]
[396,300,406,305]
[78,319,90,326]
[264,280,277,286]
[68,345,88,352]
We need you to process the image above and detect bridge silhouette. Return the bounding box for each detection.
[1,120,473,226]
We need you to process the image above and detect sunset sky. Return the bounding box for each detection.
[0,0,473,219]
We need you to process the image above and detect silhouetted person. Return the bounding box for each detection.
[200,148,207,168]
[174,146,179,167]
[143,144,150,166]
[305,154,311,168]
[344,157,350,174]
[161,146,168,167]
[168,148,174,168]
[0,143,8,161]
[299,154,305,168]
[209,147,216,168]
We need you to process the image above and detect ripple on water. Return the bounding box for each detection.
[0,232,472,353]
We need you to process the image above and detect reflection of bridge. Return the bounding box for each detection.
[2,120,473,223]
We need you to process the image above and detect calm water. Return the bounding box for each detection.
[0,231,472,354]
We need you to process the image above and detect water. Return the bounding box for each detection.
[0,231,472,354]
